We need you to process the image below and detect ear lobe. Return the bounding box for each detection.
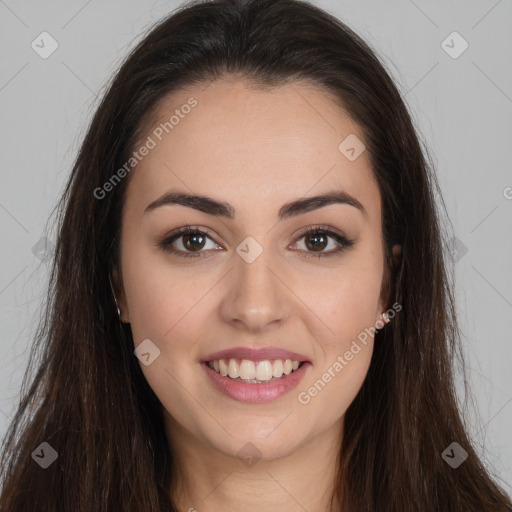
[111,266,129,323]
[391,244,402,267]
[377,244,402,321]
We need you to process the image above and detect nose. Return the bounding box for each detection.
[219,246,290,333]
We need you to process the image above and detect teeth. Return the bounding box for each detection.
[239,359,255,380]
[255,361,273,381]
[219,359,229,376]
[272,359,283,378]
[207,358,303,382]
[228,359,239,379]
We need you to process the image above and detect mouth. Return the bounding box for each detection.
[200,349,311,402]
[206,357,306,383]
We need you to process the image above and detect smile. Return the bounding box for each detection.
[207,358,303,382]
[202,359,311,402]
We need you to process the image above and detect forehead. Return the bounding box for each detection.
[123,78,380,222]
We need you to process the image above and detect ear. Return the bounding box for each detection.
[391,244,402,267]
[111,265,130,323]
[377,244,402,322]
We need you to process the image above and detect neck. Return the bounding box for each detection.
[165,414,344,512]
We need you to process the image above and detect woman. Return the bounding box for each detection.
[0,0,510,510]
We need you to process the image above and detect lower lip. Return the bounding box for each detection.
[201,362,311,403]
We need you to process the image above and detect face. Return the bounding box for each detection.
[114,77,393,463]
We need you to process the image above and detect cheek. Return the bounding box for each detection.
[294,250,383,414]
[297,343,373,430]
[302,249,384,347]
[121,226,384,416]
[121,247,212,421]
[121,234,211,343]
[297,282,379,426]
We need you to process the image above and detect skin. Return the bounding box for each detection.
[113,77,401,512]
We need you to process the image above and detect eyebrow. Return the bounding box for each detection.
[143,189,366,220]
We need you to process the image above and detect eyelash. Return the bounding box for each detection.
[157,224,355,260]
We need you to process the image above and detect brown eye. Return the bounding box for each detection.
[182,232,207,251]
[294,225,355,259]
[158,227,222,258]
[304,232,329,252]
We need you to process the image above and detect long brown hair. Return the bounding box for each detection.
[1,0,510,510]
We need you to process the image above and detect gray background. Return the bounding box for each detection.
[1,0,511,492]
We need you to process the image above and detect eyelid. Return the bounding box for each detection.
[157,223,355,259]
[289,224,355,258]
[156,224,220,258]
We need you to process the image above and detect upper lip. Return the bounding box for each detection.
[202,346,310,363]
